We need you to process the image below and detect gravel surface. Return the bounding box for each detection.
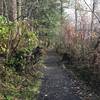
[38,50,99,100]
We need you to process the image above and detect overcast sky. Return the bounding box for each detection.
[64,0,100,23]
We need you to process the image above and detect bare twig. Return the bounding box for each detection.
[83,0,100,23]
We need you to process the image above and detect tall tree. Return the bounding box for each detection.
[8,0,17,21]
[91,0,96,32]
[75,0,78,31]
[18,0,22,19]
[12,0,17,20]
[0,0,3,15]
[17,0,22,34]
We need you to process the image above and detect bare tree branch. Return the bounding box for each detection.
[83,0,100,23]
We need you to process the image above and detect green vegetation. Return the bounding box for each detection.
[0,0,61,99]
[0,16,43,99]
[0,0,100,99]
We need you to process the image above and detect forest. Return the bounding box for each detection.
[0,0,100,100]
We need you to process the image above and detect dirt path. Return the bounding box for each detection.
[38,50,99,100]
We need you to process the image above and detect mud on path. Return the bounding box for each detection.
[38,50,99,100]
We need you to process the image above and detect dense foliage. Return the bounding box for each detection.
[0,0,62,99]
[0,16,43,99]
[0,0,100,99]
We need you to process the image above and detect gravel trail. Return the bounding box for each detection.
[38,50,99,100]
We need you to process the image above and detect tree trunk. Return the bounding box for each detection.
[12,0,17,20]
[17,0,22,34]
[6,0,17,59]
[75,0,78,32]
[18,0,22,19]
[91,0,95,32]
[8,0,17,21]
[0,0,3,15]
